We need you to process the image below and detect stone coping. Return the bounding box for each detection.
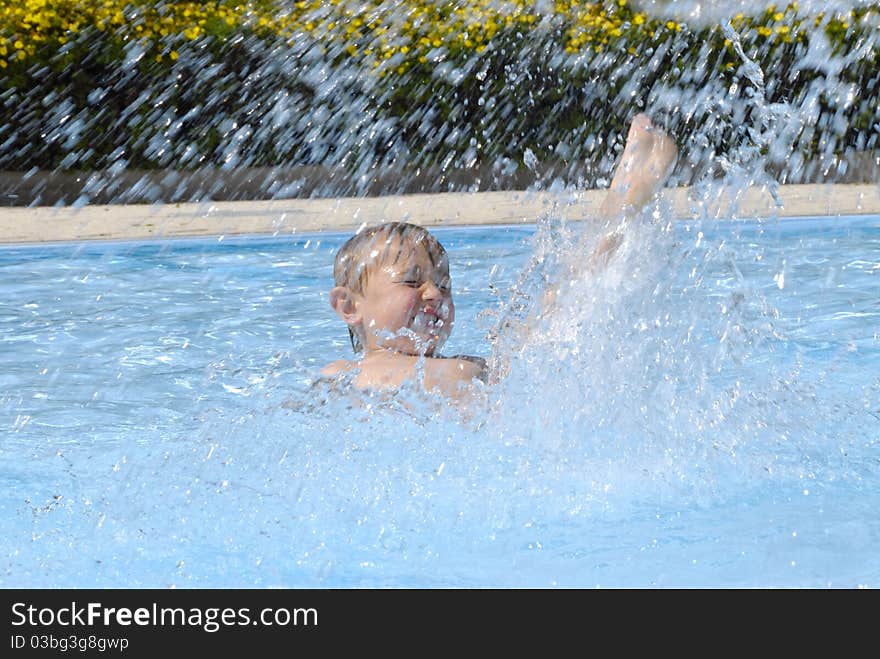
[0,183,877,245]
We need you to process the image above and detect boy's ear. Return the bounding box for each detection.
[329,286,361,326]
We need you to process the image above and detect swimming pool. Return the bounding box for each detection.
[1,211,878,587]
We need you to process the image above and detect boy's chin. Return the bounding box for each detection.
[375,328,449,356]
[406,334,448,357]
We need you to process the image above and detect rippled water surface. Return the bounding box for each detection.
[1,212,878,587]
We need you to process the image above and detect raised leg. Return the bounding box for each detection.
[599,113,678,220]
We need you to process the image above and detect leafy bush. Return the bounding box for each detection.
[0,1,877,198]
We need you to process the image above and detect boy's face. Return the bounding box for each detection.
[354,241,454,356]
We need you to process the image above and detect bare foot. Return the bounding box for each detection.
[600,113,678,219]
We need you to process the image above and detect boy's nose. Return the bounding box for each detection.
[421,281,443,299]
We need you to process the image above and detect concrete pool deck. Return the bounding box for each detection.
[0,182,878,244]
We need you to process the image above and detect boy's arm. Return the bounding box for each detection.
[447,355,488,382]
[321,359,356,377]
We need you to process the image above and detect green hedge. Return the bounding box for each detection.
[1,1,877,199]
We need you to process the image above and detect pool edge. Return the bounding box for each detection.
[1,183,878,244]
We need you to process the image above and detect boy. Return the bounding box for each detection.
[322,114,678,397]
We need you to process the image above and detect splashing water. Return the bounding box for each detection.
[0,0,877,203]
[2,210,878,587]
[1,1,879,586]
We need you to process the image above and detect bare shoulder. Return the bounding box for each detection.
[418,355,487,398]
[437,354,488,383]
[321,359,358,377]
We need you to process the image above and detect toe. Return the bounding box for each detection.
[629,113,653,137]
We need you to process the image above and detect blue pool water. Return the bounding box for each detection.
[1,211,878,587]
